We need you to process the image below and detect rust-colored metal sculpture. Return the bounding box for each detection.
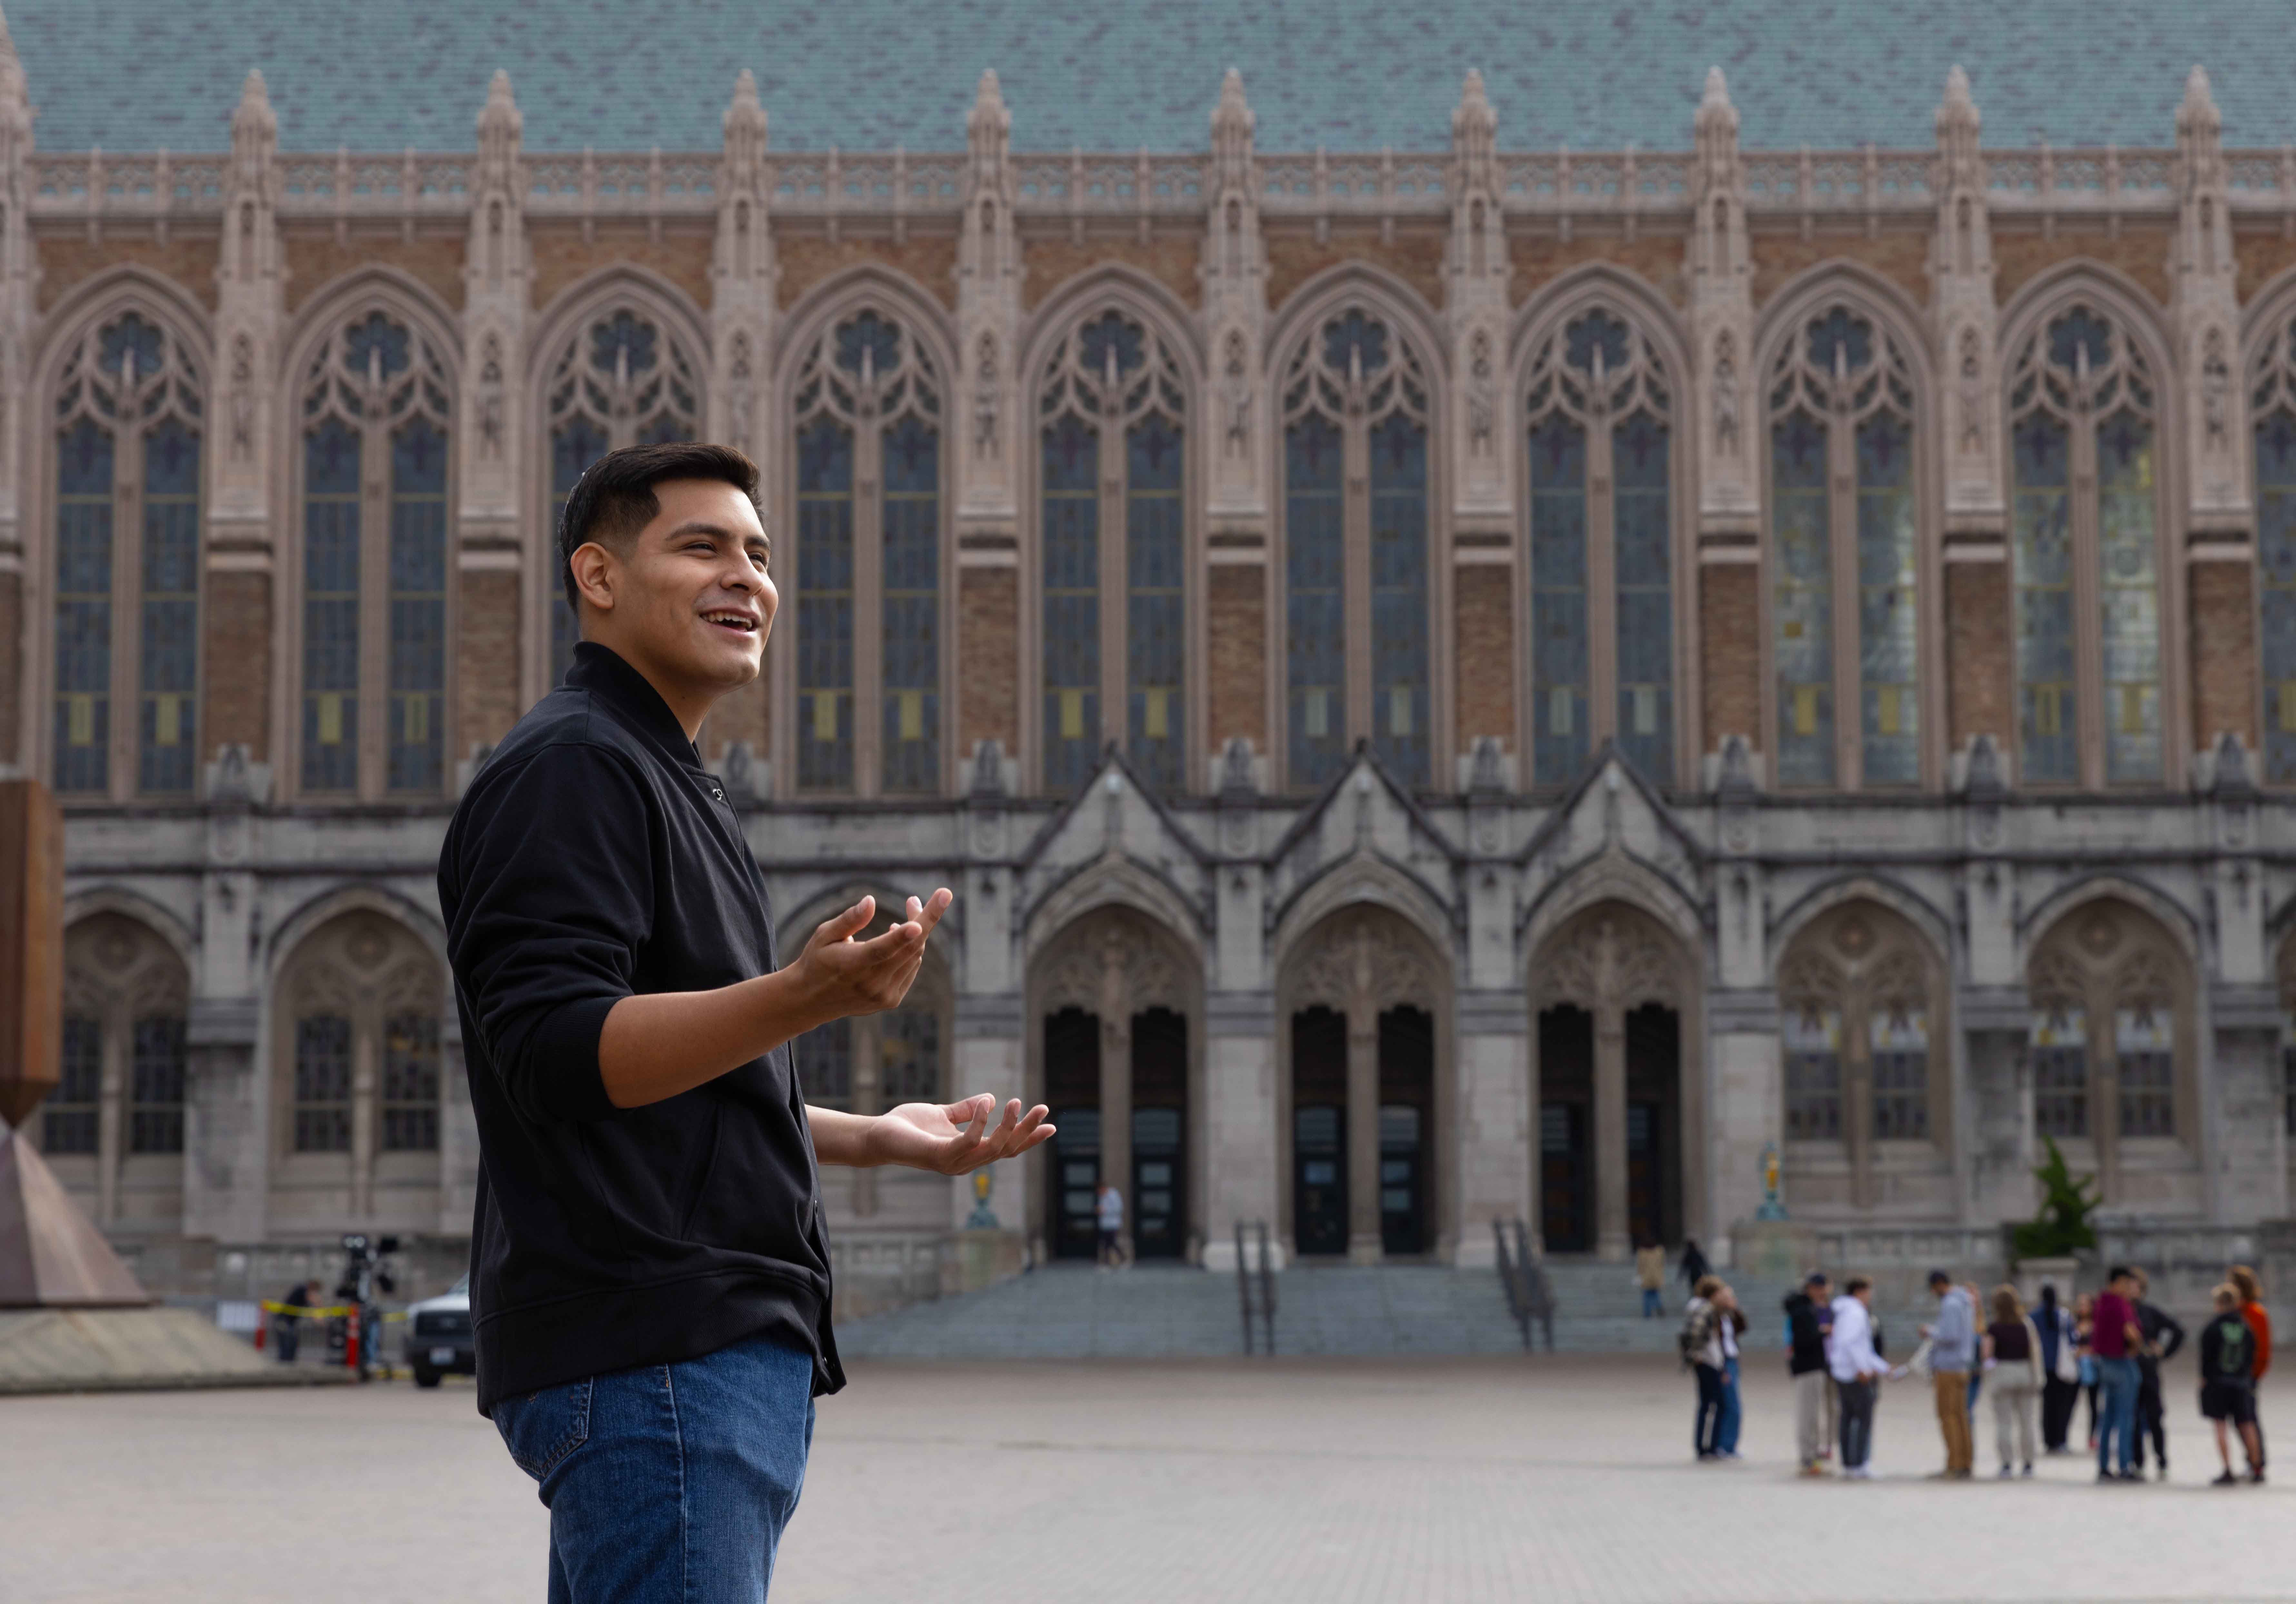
[0,778,147,1307]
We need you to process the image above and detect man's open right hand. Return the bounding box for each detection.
[791,891,952,1027]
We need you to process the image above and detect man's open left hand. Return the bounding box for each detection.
[871,1094,1054,1174]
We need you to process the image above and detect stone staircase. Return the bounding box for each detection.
[831,1256,1876,1362]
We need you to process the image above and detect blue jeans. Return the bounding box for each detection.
[2094,1355,2139,1475]
[1716,1356,1742,1454]
[493,1335,817,1603]
[1641,1288,1661,1318]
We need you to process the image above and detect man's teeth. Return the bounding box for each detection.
[704,613,755,631]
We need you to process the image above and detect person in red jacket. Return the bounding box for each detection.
[2231,1263,2273,1475]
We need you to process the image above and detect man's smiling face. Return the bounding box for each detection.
[576,477,776,705]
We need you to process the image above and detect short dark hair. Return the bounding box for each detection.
[1844,1276,1871,1296]
[2107,1263,2134,1284]
[1804,1272,1830,1288]
[558,441,763,614]
[1928,1269,1951,1289]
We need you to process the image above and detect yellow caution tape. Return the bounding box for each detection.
[259,1301,411,1322]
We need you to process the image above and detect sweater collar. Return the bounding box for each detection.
[568,642,702,768]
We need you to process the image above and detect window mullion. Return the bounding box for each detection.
[359,421,390,803]
[1343,421,1373,746]
[855,422,884,796]
[109,456,140,803]
[1831,415,1862,790]
[1101,420,1128,767]
[2070,422,2106,788]
[1587,418,1618,748]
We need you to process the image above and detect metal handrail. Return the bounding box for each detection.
[1493,1218,1554,1352]
[1255,1221,1276,1353]
[1236,1220,1276,1354]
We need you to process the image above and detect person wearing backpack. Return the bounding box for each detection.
[1681,1274,1728,1460]
[2199,1283,2265,1485]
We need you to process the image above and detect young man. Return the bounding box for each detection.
[1784,1273,1833,1475]
[1920,1270,1977,1478]
[2091,1266,2146,1482]
[1682,1274,1728,1460]
[1094,1181,1126,1271]
[2199,1283,2265,1485]
[1828,1276,1887,1479]
[2128,1267,2185,1481]
[440,442,1053,1603]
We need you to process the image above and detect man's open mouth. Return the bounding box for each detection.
[703,611,759,635]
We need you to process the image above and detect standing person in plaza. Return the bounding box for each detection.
[1784,1273,1835,1475]
[1094,1181,1127,1271]
[2128,1267,2185,1481]
[1712,1282,1748,1460]
[441,442,1053,1603]
[2199,1283,2266,1484]
[1921,1270,1977,1478]
[1682,1273,1728,1459]
[2035,1283,2081,1453]
[1828,1276,1888,1479]
[271,1278,316,1363]
[2091,1267,2146,1481]
[2229,1263,2272,1474]
[1636,1239,1666,1318]
[1678,1238,1710,1295]
[1981,1284,2042,1478]
[2074,1291,2101,1447]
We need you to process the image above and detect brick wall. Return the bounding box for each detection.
[1021,233,1202,312]
[1453,564,1514,751]
[1509,232,1687,307]
[529,224,714,314]
[455,570,521,757]
[1751,226,1932,308]
[1265,226,1447,317]
[284,231,465,314]
[1994,224,2173,308]
[202,570,271,761]
[37,236,218,314]
[1698,562,1759,753]
[1207,564,1266,753]
[1946,559,2011,751]
[958,568,1018,762]
[776,234,959,312]
[2191,558,2259,749]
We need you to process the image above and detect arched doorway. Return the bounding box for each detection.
[1279,907,1448,1263]
[1775,899,1951,1214]
[1532,904,1690,1260]
[1030,909,1200,1261]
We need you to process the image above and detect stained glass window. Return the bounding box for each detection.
[546,308,701,684]
[2029,1005,2089,1139]
[1037,310,1187,794]
[1868,1004,1928,1140]
[1781,1005,1842,1140]
[128,1015,186,1154]
[299,310,453,797]
[2115,1005,2175,1138]
[381,1012,440,1152]
[1282,309,1431,789]
[293,1014,354,1153]
[44,1016,102,1155]
[794,1018,852,1112]
[51,312,202,799]
[2007,304,2162,786]
[879,1008,941,1110]
[1770,406,1832,785]
[1856,413,1919,785]
[2255,395,2296,782]
[790,310,943,795]
[1522,309,1674,788]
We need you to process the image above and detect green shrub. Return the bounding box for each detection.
[2011,1136,2099,1260]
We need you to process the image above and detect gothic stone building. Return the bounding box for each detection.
[10,18,2296,1304]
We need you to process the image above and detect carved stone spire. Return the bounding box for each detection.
[1204,66,1269,531]
[1687,66,1754,532]
[2173,64,2245,528]
[477,68,521,183]
[0,6,31,158]
[712,70,776,458]
[1932,65,2001,531]
[1447,70,1509,522]
[210,68,283,546]
[958,69,1020,521]
[458,71,530,599]
[967,68,1012,186]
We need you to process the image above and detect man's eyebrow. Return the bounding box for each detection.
[661,518,768,552]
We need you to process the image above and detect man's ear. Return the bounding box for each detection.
[570,540,616,615]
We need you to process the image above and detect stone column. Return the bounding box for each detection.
[1200,992,1280,1271]
[1706,990,1780,1265]
[1345,1010,1381,1262]
[184,748,268,1244]
[1098,1006,1133,1256]
[1592,1008,1630,1260]
[1453,992,1530,1269]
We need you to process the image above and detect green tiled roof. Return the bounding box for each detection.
[7,1,2288,154]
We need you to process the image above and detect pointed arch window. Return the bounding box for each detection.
[1037,310,1187,794]
[546,308,701,686]
[1765,306,1920,789]
[1521,309,1675,787]
[2249,318,2296,782]
[789,311,944,795]
[42,915,189,1227]
[1281,309,1432,789]
[50,312,203,800]
[297,311,453,799]
[2007,305,2164,787]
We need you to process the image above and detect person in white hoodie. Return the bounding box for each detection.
[1828,1276,1889,1478]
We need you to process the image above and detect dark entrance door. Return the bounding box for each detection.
[1539,1005,1594,1253]
[1291,1005,1349,1255]
[1043,1005,1101,1260]
[1625,1003,1683,1247]
[1378,1005,1434,1256]
[1130,1006,1187,1259]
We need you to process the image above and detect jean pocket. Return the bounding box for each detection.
[495,1376,594,1480]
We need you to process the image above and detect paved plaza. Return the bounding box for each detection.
[3,1356,2290,1604]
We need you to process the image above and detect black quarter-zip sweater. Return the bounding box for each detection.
[439,642,841,1416]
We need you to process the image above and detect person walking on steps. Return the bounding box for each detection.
[1094,1182,1127,1271]
[2199,1283,2266,1485]
[1982,1284,2042,1478]
[2129,1267,2185,1481]
[1828,1276,1887,1479]
[1785,1273,1834,1475]
[441,442,1053,1604]
[1922,1270,1977,1479]
[2036,1283,2081,1454]
[1636,1239,1666,1318]
[2091,1267,2146,1482]
[1678,1238,1711,1295]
